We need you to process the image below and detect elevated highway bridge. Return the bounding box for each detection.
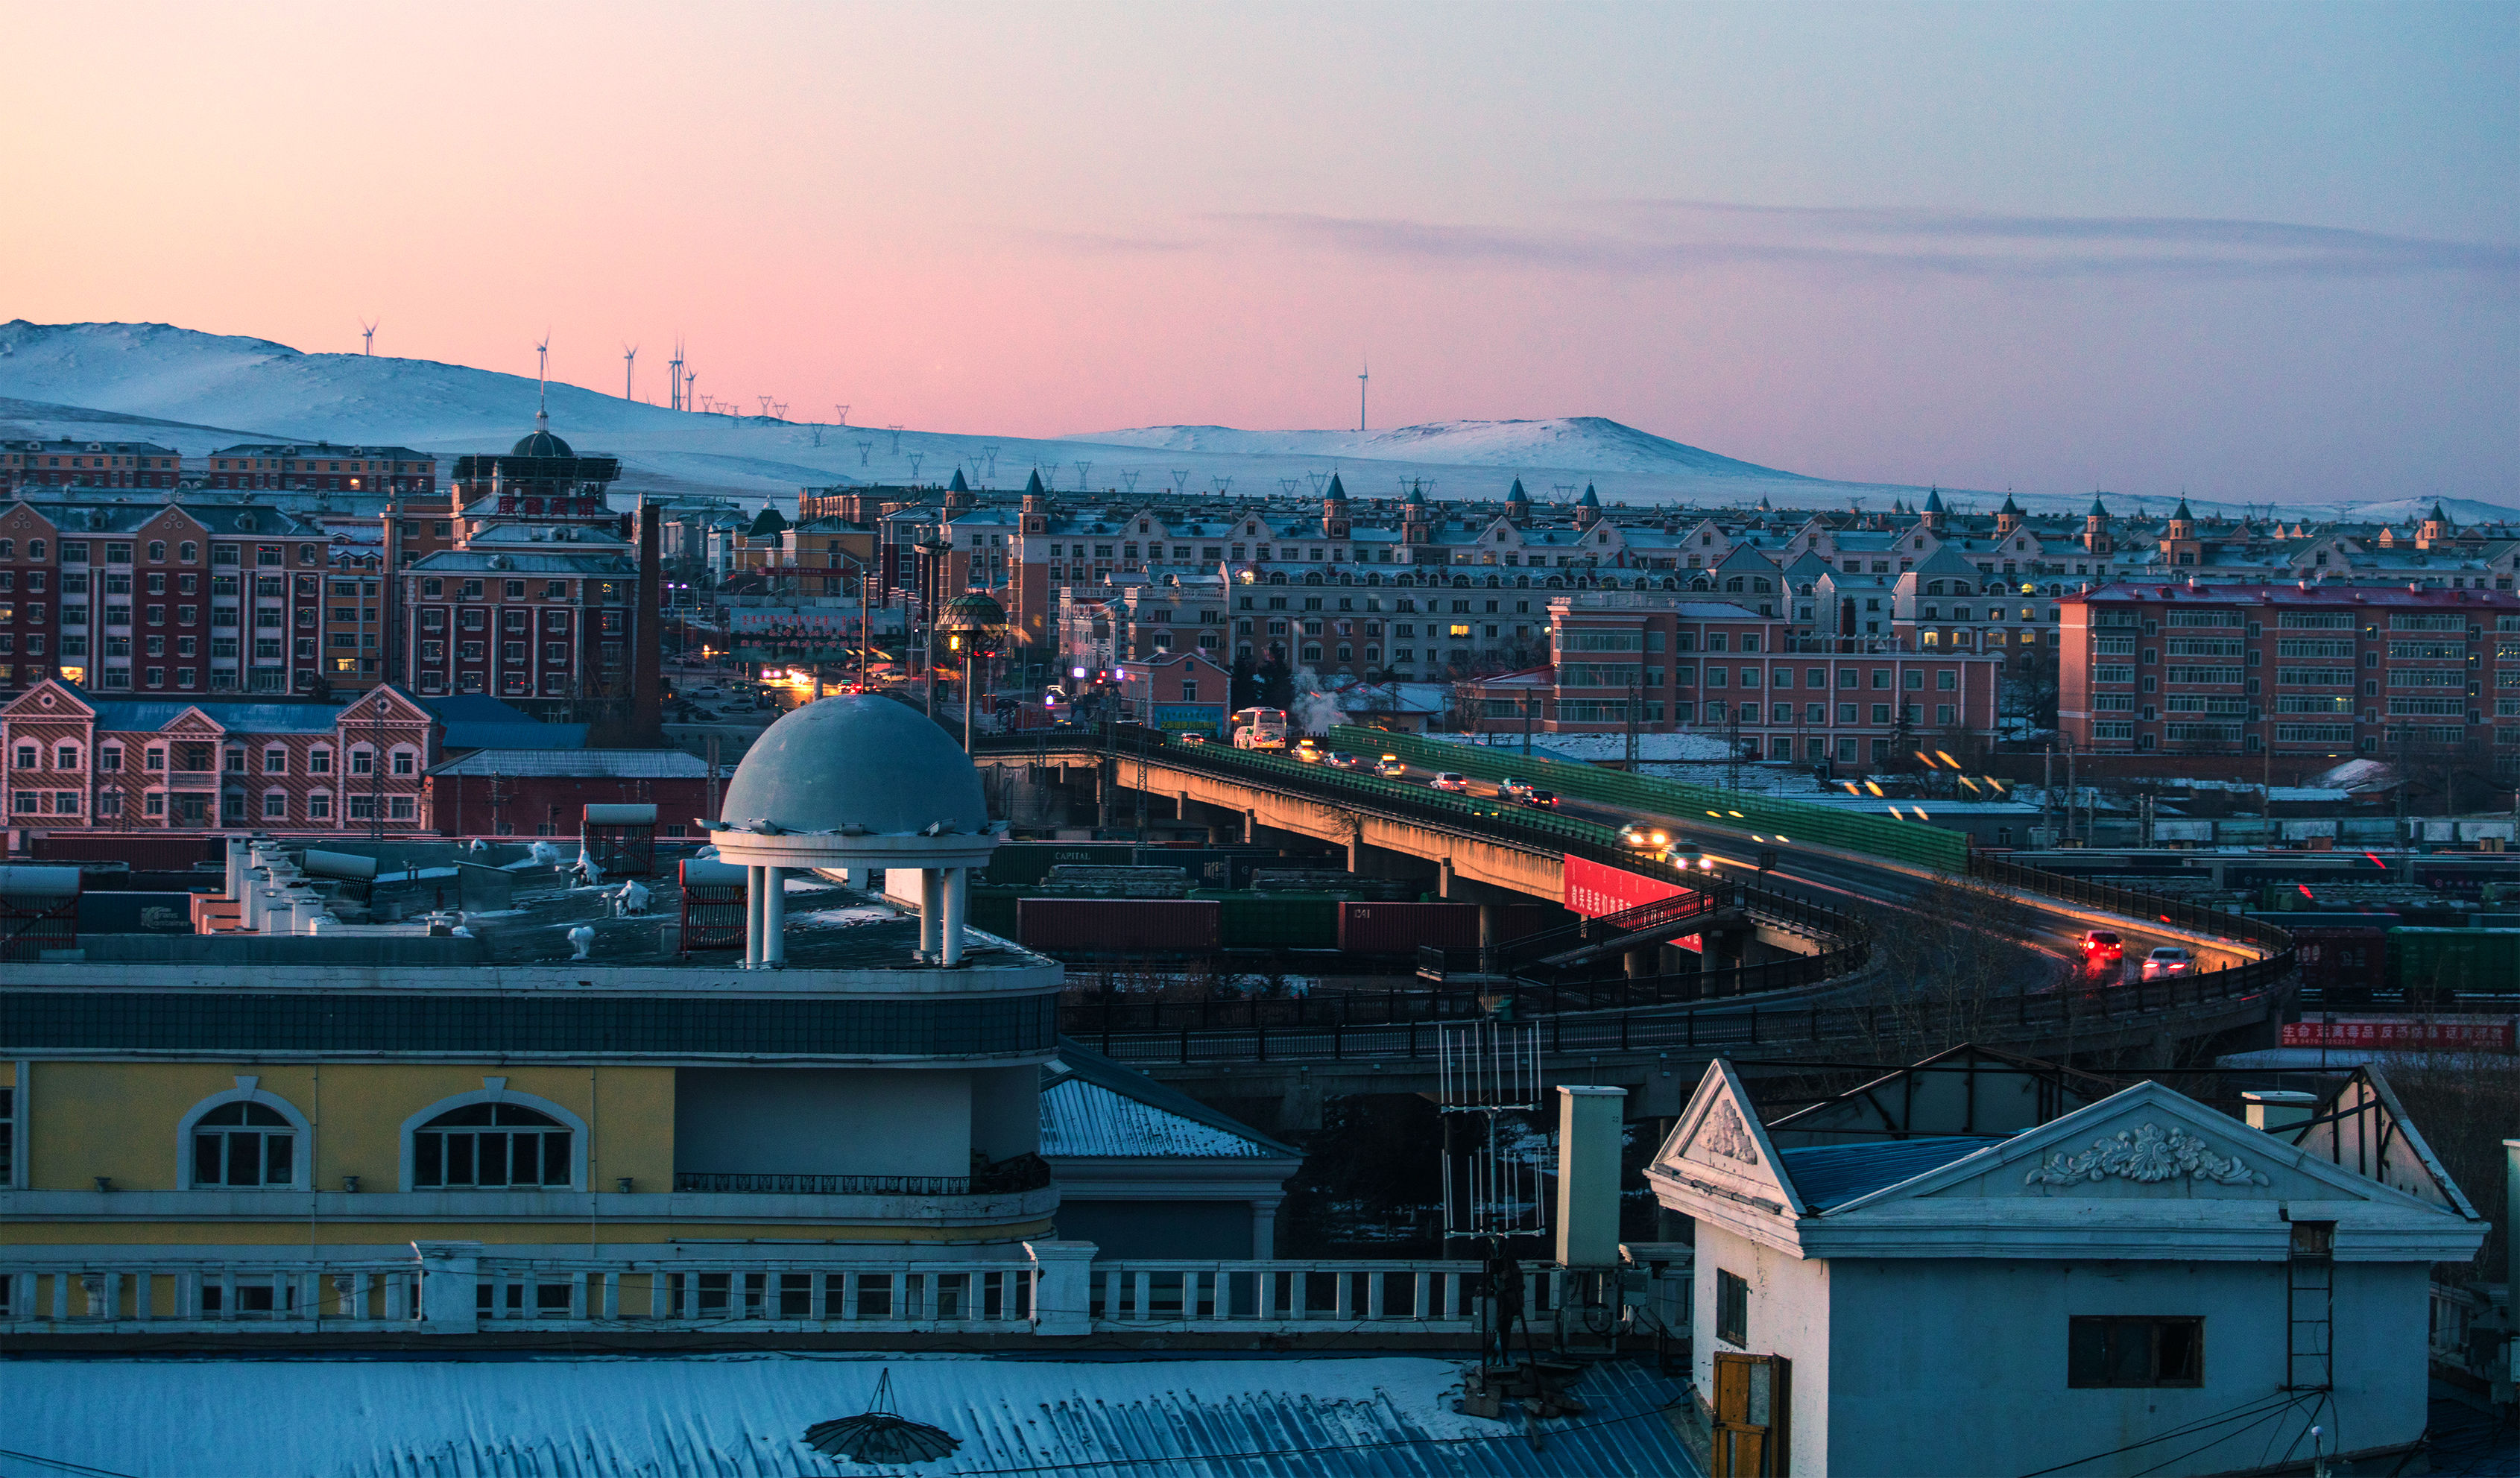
[968,727,2295,1128]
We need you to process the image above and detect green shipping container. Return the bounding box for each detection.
[966,886,1023,938]
[984,843,1137,887]
[1202,892,1342,950]
[2384,927,2520,996]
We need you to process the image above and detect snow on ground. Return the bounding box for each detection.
[0,1353,1692,1478]
[10,319,2482,519]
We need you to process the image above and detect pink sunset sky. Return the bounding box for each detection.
[7,1,2513,504]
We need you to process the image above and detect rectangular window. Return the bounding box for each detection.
[1715,1269,1749,1348]
[2277,613,2352,629]
[2067,1316,2202,1388]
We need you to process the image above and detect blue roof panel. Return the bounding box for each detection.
[1779,1136,2002,1210]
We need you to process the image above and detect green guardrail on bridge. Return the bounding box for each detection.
[1329,727,1971,873]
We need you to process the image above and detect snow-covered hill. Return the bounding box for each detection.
[0,320,2505,522]
[1076,417,1807,479]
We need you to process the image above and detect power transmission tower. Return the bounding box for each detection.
[1211,476,1233,494]
[1120,470,1140,493]
[1170,469,1192,493]
[887,425,904,455]
[1074,461,1093,490]
[834,404,850,426]
[1278,477,1300,496]
[908,453,925,481]
[772,401,788,420]
[856,439,874,466]
[1307,471,1328,495]
[980,443,1000,479]
[757,395,773,418]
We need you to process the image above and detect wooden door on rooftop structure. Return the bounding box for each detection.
[1711,1352,1790,1477]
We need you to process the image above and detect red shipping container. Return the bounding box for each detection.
[1018,897,1222,953]
[1339,901,1481,954]
[30,834,222,871]
[2288,926,2388,998]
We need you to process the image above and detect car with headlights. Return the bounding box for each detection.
[1619,822,1673,850]
[1374,755,1408,778]
[1520,789,1559,809]
[1430,772,1469,792]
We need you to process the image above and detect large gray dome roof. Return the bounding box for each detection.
[719,696,988,835]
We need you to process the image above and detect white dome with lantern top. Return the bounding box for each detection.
[719,695,987,836]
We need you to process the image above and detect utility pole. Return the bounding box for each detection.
[1523,692,1535,757]
[2042,744,2055,845]
[2064,738,2077,847]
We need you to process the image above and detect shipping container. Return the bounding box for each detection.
[31,835,222,871]
[76,891,200,935]
[986,843,1137,887]
[967,885,1023,938]
[1339,901,1482,954]
[1018,897,1222,954]
[1215,893,1339,950]
[2285,926,2389,1002]
[1129,847,1244,890]
[2385,927,2520,998]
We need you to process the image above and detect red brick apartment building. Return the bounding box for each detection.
[2059,583,2520,772]
[1522,592,2004,765]
[0,440,183,494]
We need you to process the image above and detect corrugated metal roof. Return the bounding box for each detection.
[0,1354,1697,1477]
[88,698,349,733]
[1049,1040,1302,1158]
[429,747,710,777]
[1778,1135,2003,1210]
[1041,1077,1276,1158]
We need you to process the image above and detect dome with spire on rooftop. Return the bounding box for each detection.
[1402,485,1426,506]
[1579,484,1600,507]
[949,468,970,493]
[1023,469,1046,496]
[1922,488,1945,514]
[510,411,575,459]
[1324,473,1348,501]
[1507,479,1528,503]
[2000,495,2022,516]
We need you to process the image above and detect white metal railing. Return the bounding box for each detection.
[0,1254,1682,1340]
[0,1261,421,1329]
[1085,1261,1483,1330]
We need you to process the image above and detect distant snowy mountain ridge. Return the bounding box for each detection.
[0,319,2505,521]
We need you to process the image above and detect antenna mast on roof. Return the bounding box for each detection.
[622,344,638,402]
[359,318,378,356]
[534,334,552,426]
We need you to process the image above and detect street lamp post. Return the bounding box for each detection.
[936,592,1008,751]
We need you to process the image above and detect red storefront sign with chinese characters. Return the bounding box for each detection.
[1562,853,1702,952]
[2280,1016,2514,1051]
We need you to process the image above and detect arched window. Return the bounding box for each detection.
[411,1101,575,1189]
[180,1087,310,1189]
[1725,576,1744,593]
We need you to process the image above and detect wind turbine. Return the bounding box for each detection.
[622,344,638,401]
[360,318,379,356]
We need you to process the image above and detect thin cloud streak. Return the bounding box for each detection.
[1060,205,2520,282]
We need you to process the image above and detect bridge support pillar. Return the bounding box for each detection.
[1439,857,1456,899]
[1243,809,1258,845]
[1626,946,1655,980]
[1480,905,1500,976]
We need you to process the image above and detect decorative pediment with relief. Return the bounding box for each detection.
[1647,1060,1804,1220]
[336,685,435,730]
[1,680,95,721]
[1887,1082,2406,1208]
[157,707,228,737]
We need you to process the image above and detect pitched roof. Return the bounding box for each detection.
[1042,1040,1300,1158]
[428,748,708,778]
[1776,1137,2001,1210]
